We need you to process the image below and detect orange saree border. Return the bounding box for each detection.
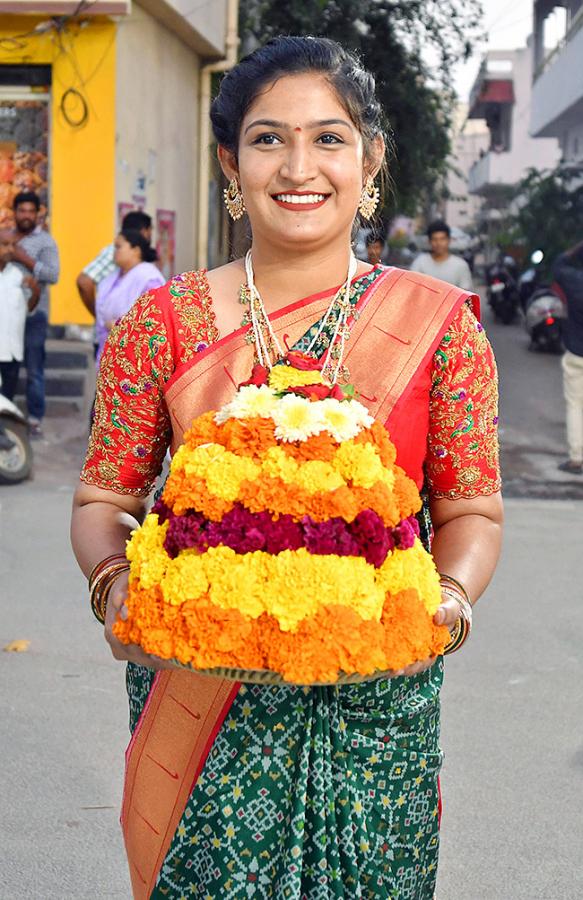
[121,670,239,899]
[121,267,473,898]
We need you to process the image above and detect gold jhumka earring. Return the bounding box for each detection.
[358,175,380,220]
[223,178,246,220]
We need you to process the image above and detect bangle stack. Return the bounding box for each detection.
[440,573,473,656]
[88,553,129,625]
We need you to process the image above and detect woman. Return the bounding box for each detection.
[94,229,164,365]
[72,37,503,899]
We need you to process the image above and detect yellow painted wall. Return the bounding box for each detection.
[0,15,116,324]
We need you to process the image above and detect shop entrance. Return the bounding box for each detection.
[0,64,51,229]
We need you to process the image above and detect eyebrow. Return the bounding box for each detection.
[244,118,353,134]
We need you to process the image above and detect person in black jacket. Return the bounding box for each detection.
[553,240,583,473]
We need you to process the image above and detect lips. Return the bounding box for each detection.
[272,191,330,211]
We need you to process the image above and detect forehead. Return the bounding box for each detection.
[243,72,351,126]
[15,202,37,213]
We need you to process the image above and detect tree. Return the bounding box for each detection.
[499,166,583,278]
[238,0,484,217]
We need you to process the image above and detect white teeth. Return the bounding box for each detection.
[274,193,326,204]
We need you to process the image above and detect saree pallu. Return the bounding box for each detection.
[122,267,473,899]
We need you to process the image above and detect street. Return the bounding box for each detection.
[1,301,582,900]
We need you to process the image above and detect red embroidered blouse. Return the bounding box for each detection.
[81,269,501,500]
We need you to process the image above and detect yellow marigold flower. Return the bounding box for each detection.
[126,514,170,589]
[268,366,326,393]
[215,385,278,424]
[377,541,442,615]
[161,552,210,606]
[332,441,392,490]
[199,546,385,630]
[179,443,260,501]
[261,447,344,492]
[294,459,345,493]
[317,398,363,442]
[261,446,300,483]
[271,394,324,442]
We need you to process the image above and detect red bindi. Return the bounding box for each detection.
[294,127,302,132]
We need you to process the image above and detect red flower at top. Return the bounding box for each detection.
[284,350,323,372]
[290,383,346,402]
[239,364,269,388]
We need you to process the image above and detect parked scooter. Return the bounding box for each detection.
[520,250,566,353]
[0,393,33,484]
[486,254,520,324]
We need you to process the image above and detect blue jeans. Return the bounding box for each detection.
[24,309,48,420]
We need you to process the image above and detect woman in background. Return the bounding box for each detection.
[95,229,164,366]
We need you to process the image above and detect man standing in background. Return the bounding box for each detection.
[11,191,60,439]
[76,210,154,317]
[553,239,583,474]
[410,220,473,291]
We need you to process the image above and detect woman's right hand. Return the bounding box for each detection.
[104,571,174,670]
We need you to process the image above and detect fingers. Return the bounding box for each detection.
[433,595,461,628]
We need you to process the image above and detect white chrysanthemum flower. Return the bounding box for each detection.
[317,398,363,442]
[346,399,374,429]
[215,385,278,424]
[271,394,325,442]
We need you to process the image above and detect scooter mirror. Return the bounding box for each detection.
[531,250,544,264]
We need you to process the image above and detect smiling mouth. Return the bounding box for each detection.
[272,192,330,210]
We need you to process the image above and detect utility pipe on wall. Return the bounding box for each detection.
[196,0,239,270]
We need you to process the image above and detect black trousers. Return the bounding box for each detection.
[0,358,20,401]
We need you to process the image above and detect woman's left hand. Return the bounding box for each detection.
[432,593,462,630]
[386,592,461,679]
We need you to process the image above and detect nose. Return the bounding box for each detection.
[279,138,317,185]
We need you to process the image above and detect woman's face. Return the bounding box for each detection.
[229,73,377,252]
[114,235,141,271]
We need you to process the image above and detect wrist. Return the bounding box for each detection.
[89,554,129,624]
[439,573,472,655]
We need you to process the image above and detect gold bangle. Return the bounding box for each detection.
[88,553,128,589]
[441,586,473,655]
[90,562,129,624]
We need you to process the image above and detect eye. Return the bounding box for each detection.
[317,133,343,145]
[252,133,282,145]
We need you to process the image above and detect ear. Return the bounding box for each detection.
[217,145,239,182]
[364,133,386,181]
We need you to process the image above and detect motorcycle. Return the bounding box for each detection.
[486,254,520,324]
[520,250,566,353]
[0,393,33,484]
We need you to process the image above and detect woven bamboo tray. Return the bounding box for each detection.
[171,660,395,686]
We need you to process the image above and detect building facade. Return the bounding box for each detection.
[531,0,583,164]
[467,47,561,201]
[444,103,489,233]
[0,0,237,325]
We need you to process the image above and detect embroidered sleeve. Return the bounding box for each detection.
[426,302,501,500]
[80,270,219,497]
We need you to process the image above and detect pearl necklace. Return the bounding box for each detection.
[243,249,358,384]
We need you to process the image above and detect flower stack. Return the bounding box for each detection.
[114,354,449,683]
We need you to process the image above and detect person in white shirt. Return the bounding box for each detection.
[410,220,473,291]
[0,229,39,401]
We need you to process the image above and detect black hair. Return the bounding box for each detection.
[13,191,40,212]
[119,228,157,263]
[427,220,451,239]
[211,36,387,170]
[122,210,152,232]
[366,230,385,247]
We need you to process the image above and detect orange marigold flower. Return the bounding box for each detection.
[184,411,221,449]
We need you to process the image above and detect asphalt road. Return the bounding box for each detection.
[1,303,582,899]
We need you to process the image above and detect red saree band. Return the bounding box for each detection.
[121,267,474,896]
